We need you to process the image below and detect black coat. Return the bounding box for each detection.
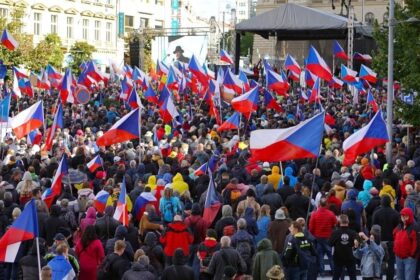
[372,203,400,241]
[284,192,310,220]
[44,206,69,246]
[106,253,131,280]
[365,196,381,230]
[214,216,236,239]
[328,226,358,265]
[122,262,157,280]
[277,185,295,203]
[261,185,283,218]
[95,215,120,245]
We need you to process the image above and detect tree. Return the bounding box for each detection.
[372,0,420,125]
[240,32,254,57]
[44,34,64,69]
[69,41,96,75]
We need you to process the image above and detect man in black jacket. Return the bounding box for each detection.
[277,176,294,203]
[161,248,194,280]
[284,183,310,220]
[102,240,130,280]
[328,214,358,280]
[372,195,400,280]
[95,205,120,246]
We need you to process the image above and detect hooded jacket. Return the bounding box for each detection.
[243,207,259,236]
[161,249,194,280]
[358,180,373,208]
[379,185,396,209]
[252,238,281,280]
[280,167,297,188]
[44,205,69,246]
[147,175,157,190]
[95,207,120,245]
[105,225,134,261]
[393,207,417,258]
[372,196,400,241]
[19,242,48,280]
[141,232,164,276]
[80,207,96,233]
[122,259,157,280]
[172,173,189,195]
[341,190,363,227]
[160,221,193,257]
[261,184,283,217]
[214,205,236,239]
[184,213,207,244]
[268,166,281,190]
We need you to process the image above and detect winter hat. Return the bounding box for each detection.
[275,208,286,220]
[369,187,379,195]
[370,224,382,243]
[156,179,166,186]
[191,203,201,215]
[22,171,32,181]
[347,189,358,200]
[345,180,354,189]
[363,180,373,190]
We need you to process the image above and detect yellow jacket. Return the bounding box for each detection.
[146,175,157,191]
[268,166,281,190]
[172,173,189,195]
[379,185,396,209]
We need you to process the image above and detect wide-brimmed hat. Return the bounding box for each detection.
[173,46,184,54]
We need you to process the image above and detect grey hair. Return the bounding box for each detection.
[237,218,247,229]
[220,236,231,248]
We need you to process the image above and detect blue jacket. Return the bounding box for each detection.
[353,241,384,278]
[358,180,373,208]
[255,215,271,244]
[278,167,297,189]
[48,255,75,280]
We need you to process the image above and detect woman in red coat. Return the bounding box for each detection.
[75,225,105,280]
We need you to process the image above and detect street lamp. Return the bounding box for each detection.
[385,0,419,163]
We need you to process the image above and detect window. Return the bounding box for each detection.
[106,22,112,42]
[125,15,134,32]
[51,15,58,34]
[239,2,246,6]
[365,12,375,25]
[239,11,245,15]
[67,17,73,38]
[140,17,149,28]
[82,19,89,40]
[155,20,163,29]
[95,20,101,41]
[0,8,8,18]
[34,13,41,35]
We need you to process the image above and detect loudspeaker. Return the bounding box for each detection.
[129,37,140,68]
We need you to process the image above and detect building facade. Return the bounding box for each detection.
[251,0,392,65]
[0,0,124,70]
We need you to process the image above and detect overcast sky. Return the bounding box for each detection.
[193,0,235,21]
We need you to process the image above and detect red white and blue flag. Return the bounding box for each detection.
[10,101,44,139]
[309,78,321,103]
[218,112,241,132]
[127,88,143,109]
[0,199,37,262]
[203,173,222,226]
[120,75,134,100]
[223,69,243,95]
[144,85,158,104]
[60,68,75,103]
[343,110,389,166]
[114,178,129,226]
[188,55,208,85]
[307,45,332,81]
[353,52,372,63]
[133,191,157,221]
[329,76,344,89]
[1,29,18,51]
[284,54,301,75]
[340,64,358,84]
[42,154,68,208]
[94,190,110,214]
[27,129,42,146]
[249,112,325,162]
[359,64,377,83]
[238,71,251,92]
[87,155,103,173]
[159,91,179,123]
[266,70,289,96]
[43,103,63,151]
[231,86,259,118]
[96,108,140,146]
[333,40,349,60]
[367,90,379,112]
[304,69,317,88]
[263,88,283,112]
[220,49,234,65]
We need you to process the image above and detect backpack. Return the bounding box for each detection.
[380,241,390,274]
[97,254,117,280]
[236,239,252,263]
[163,199,175,222]
[223,224,236,237]
[295,237,316,270]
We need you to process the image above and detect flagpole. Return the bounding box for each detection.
[36,237,42,280]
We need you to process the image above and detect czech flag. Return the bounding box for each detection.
[12,71,21,98]
[123,64,133,79]
[85,60,105,82]
[87,155,103,173]
[133,191,157,221]
[307,45,332,81]
[309,78,321,103]
[367,90,379,112]
[340,64,358,84]
[343,110,389,166]
[133,66,146,86]
[0,199,37,263]
[13,67,28,79]
[231,86,259,118]
[218,112,241,132]
[144,86,158,104]
[94,190,110,214]
[1,29,18,51]
[156,59,169,76]
[329,76,344,89]
[263,59,273,72]
[194,152,220,176]
[0,94,10,123]
[305,69,317,88]
[333,40,349,60]
[18,78,33,98]
[10,101,44,139]
[223,69,243,95]
[188,54,208,85]
[166,66,179,91]
[284,54,301,75]
[249,112,325,162]
[266,70,289,96]
[359,64,377,83]
[35,70,51,90]
[353,52,372,63]
[120,75,133,100]
[27,129,42,146]
[203,173,221,226]
[238,71,250,92]
[42,155,68,208]
[97,108,140,146]
[60,68,74,103]
[159,92,179,123]
[46,64,62,80]
[127,88,143,109]
[288,70,300,82]
[43,103,63,151]
[263,88,283,112]
[220,49,234,65]
[114,178,129,226]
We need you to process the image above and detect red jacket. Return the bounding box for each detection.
[309,207,337,239]
[75,239,105,280]
[185,215,208,244]
[394,208,417,259]
[160,221,193,257]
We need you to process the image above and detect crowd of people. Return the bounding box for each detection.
[0,62,419,280]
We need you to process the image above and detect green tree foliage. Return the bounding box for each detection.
[372,0,420,125]
[240,32,254,57]
[69,41,96,75]
[26,34,64,71]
